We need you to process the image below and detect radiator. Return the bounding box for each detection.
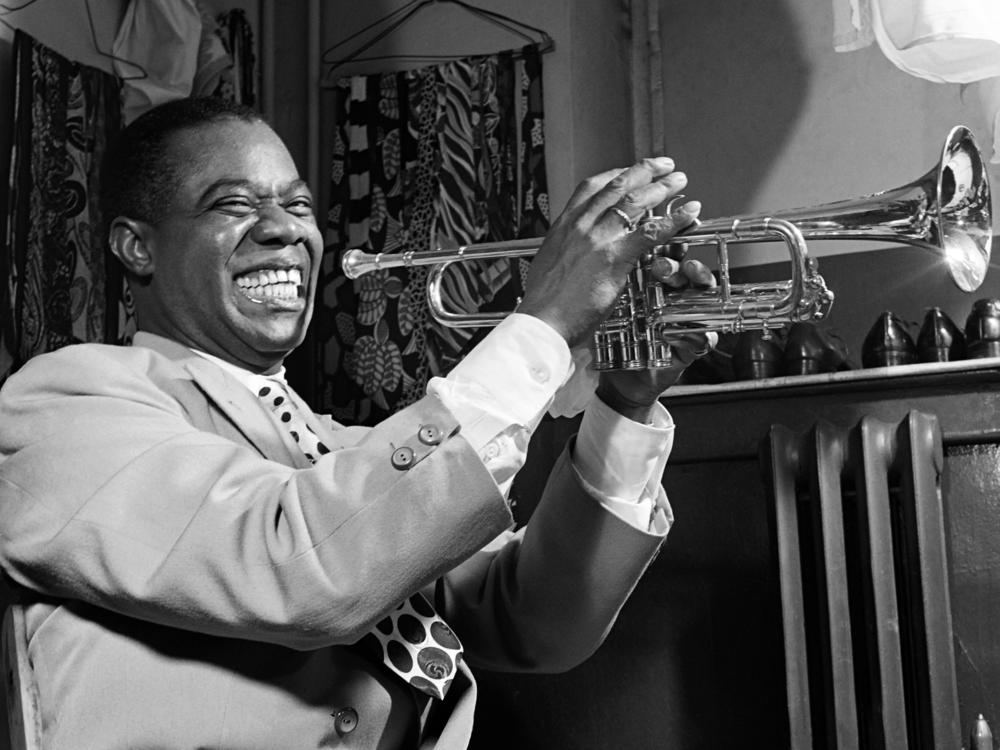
[762,411,960,749]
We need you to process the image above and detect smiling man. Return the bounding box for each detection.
[101,104,324,371]
[0,97,711,749]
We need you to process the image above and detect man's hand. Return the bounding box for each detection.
[517,157,701,349]
[595,331,718,423]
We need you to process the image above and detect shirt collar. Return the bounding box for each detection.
[188,347,288,393]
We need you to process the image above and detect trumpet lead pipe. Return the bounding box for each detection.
[341,238,541,279]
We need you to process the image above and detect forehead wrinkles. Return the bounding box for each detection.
[169,121,304,204]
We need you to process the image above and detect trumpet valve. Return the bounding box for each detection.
[593,320,646,371]
[645,321,673,369]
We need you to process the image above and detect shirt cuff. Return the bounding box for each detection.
[572,463,674,534]
[427,312,572,453]
[574,395,674,503]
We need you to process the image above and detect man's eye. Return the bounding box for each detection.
[286,197,314,216]
[214,198,255,214]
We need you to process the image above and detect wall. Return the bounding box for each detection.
[654,0,1000,267]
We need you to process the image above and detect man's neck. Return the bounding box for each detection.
[189,347,289,384]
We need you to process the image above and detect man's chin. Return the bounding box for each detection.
[240,326,306,364]
[230,304,312,363]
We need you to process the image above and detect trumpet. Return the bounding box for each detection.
[342,125,992,371]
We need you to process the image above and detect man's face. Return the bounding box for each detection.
[135,119,324,372]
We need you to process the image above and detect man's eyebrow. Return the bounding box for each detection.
[197,178,311,202]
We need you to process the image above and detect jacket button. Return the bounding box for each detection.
[391,446,415,469]
[332,707,359,735]
[418,424,442,445]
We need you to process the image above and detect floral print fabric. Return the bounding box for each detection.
[0,31,129,383]
[317,45,549,426]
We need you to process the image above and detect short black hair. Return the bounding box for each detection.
[100,97,265,226]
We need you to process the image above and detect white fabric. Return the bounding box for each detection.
[548,346,600,418]
[112,0,202,125]
[573,395,673,532]
[833,0,874,52]
[868,0,1000,83]
[833,0,1000,173]
[429,313,573,436]
[192,348,288,387]
[972,76,1000,164]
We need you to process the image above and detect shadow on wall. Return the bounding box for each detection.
[733,243,1000,368]
[658,0,810,218]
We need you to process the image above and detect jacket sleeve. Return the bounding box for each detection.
[437,438,668,674]
[0,345,514,650]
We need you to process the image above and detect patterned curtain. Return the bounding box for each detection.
[0,31,129,384]
[318,45,549,427]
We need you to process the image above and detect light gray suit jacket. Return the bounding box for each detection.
[0,334,667,748]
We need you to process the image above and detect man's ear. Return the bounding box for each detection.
[108,217,155,277]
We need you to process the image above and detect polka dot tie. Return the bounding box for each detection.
[252,376,463,700]
[254,379,331,462]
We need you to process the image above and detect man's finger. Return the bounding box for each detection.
[647,257,681,283]
[585,158,683,225]
[635,200,702,246]
[667,331,719,365]
[562,167,628,213]
[681,258,717,289]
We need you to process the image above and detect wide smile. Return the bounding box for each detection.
[234,266,306,306]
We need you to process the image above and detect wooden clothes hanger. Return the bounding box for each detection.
[321,0,554,78]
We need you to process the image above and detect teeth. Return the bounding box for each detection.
[235,267,304,300]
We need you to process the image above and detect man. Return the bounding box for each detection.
[0,97,709,748]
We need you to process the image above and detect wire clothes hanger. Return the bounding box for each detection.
[321,0,554,79]
[0,0,147,80]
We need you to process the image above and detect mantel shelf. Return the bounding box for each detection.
[662,356,1000,405]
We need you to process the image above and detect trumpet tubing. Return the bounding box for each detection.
[341,125,992,372]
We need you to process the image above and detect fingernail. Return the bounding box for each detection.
[648,256,680,281]
[680,200,701,215]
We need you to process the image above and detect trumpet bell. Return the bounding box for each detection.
[753,124,991,293]
[933,125,992,291]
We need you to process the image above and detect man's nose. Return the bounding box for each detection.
[251,205,307,245]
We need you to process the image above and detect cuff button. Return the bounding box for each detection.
[391,446,415,470]
[418,424,442,445]
[332,707,359,735]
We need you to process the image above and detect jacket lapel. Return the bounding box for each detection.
[132,333,306,467]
